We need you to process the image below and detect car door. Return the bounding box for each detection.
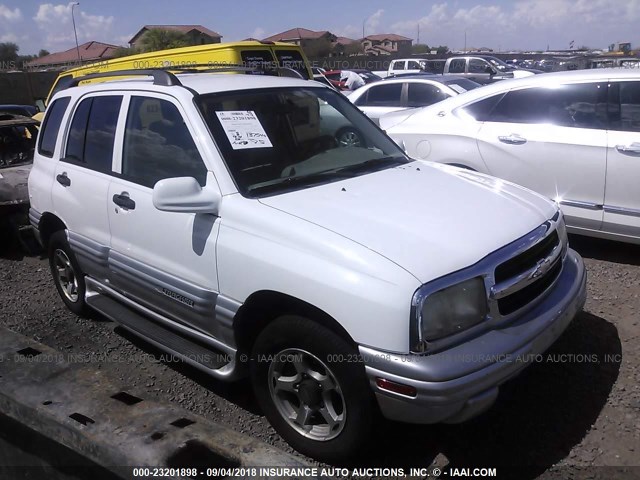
[603,80,640,238]
[52,93,122,280]
[107,93,223,338]
[353,82,404,123]
[475,82,608,231]
[467,58,494,84]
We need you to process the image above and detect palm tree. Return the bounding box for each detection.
[139,29,189,52]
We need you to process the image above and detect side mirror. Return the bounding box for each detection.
[153,176,221,215]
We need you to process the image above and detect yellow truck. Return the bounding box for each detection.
[43,40,313,108]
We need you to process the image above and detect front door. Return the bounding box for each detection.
[476,82,608,231]
[107,93,223,338]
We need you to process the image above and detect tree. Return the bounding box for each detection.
[38,49,50,57]
[411,43,430,54]
[138,29,189,52]
[112,47,138,58]
[302,38,333,58]
[343,42,364,56]
[0,42,19,63]
[435,45,449,55]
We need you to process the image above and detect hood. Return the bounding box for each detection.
[259,162,556,283]
[0,164,31,206]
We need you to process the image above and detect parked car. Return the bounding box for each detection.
[29,69,586,462]
[381,68,640,244]
[0,104,39,117]
[0,113,40,250]
[348,75,481,123]
[320,69,348,90]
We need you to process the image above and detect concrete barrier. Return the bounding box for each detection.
[0,326,315,479]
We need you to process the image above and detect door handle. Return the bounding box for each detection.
[498,134,527,145]
[56,173,71,187]
[615,143,640,155]
[112,193,136,210]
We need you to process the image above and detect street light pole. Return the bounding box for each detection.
[71,2,80,64]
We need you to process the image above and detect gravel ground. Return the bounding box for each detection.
[0,234,639,479]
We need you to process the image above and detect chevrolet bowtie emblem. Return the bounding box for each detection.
[529,257,552,280]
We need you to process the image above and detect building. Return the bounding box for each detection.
[361,34,413,55]
[263,28,337,48]
[25,41,120,70]
[129,25,222,49]
[332,37,359,56]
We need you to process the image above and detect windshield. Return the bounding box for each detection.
[198,87,409,197]
[485,57,514,72]
[0,123,39,168]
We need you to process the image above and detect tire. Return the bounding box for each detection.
[48,230,89,316]
[250,315,375,463]
[335,127,365,148]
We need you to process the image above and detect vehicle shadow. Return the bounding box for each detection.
[569,234,640,266]
[113,326,262,415]
[362,311,621,478]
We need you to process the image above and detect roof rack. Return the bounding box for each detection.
[68,69,182,88]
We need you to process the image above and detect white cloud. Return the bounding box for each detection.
[33,3,114,48]
[365,9,384,32]
[250,27,265,39]
[390,0,640,51]
[0,32,18,42]
[0,4,21,21]
[333,24,362,40]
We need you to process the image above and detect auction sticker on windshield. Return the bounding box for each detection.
[215,111,273,150]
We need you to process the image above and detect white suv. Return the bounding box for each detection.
[28,69,587,462]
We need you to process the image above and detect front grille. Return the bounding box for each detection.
[494,228,562,316]
[495,231,559,283]
[497,259,562,315]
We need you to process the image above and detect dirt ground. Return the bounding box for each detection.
[0,234,639,479]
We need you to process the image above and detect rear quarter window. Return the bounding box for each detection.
[37,97,71,158]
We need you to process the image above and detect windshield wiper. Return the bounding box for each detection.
[247,168,358,196]
[333,156,408,174]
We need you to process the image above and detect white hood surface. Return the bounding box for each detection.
[260,162,556,283]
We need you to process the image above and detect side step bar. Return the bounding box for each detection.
[85,278,242,380]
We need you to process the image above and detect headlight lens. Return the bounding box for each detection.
[416,277,488,345]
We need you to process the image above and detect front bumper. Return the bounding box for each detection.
[360,248,587,424]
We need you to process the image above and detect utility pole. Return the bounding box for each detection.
[464,30,467,52]
[417,23,420,44]
[72,2,80,64]
[362,19,365,39]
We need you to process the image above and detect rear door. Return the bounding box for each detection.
[52,93,122,280]
[353,82,404,123]
[476,82,608,231]
[603,80,640,238]
[406,82,451,109]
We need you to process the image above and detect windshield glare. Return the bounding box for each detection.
[198,87,409,196]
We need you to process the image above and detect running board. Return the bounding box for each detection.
[84,282,241,380]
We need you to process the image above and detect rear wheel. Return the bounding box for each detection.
[250,315,374,463]
[48,230,89,316]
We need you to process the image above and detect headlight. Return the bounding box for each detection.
[412,277,488,351]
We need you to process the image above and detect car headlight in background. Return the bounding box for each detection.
[412,277,488,351]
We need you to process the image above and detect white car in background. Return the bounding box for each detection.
[381,68,640,244]
[349,75,481,123]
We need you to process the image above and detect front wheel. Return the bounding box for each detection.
[250,315,375,463]
[335,127,365,148]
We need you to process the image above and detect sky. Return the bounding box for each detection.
[1,0,638,55]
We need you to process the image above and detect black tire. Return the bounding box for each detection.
[48,230,89,316]
[335,127,365,148]
[250,315,375,463]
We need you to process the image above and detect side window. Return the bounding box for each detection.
[391,61,405,71]
[122,96,207,188]
[458,94,505,121]
[38,97,71,157]
[407,83,449,108]
[407,60,422,70]
[449,59,466,74]
[359,84,403,107]
[469,59,490,74]
[64,95,122,172]
[610,81,640,132]
[489,83,607,129]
